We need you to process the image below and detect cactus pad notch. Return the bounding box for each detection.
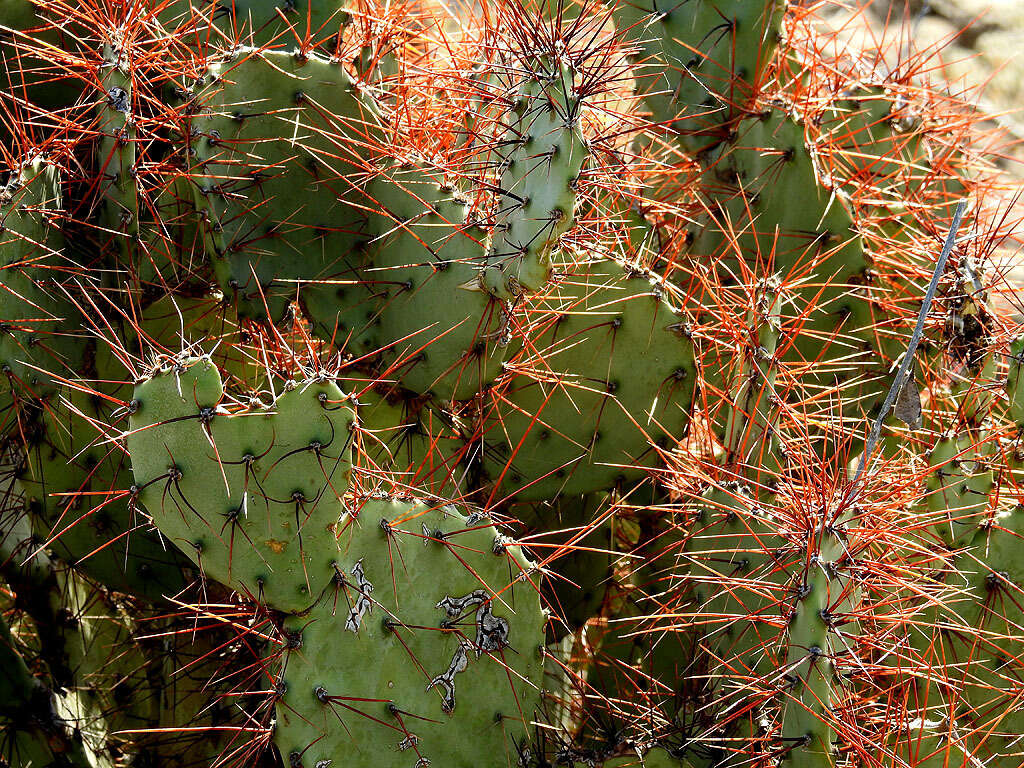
[127,357,355,612]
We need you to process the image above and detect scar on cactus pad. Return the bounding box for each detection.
[271,497,545,767]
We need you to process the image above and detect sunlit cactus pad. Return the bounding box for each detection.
[272,497,545,767]
[128,358,355,612]
[480,259,697,499]
[1,0,1022,766]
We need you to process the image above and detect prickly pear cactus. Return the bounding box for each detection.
[17,388,191,601]
[611,0,786,152]
[125,362,547,766]
[183,48,379,326]
[0,159,84,410]
[346,166,509,400]
[480,58,589,299]
[2,1,1023,767]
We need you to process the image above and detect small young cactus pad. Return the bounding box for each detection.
[479,58,588,299]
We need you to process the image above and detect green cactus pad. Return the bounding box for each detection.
[0,1,39,69]
[821,85,968,226]
[119,173,208,293]
[48,574,255,766]
[354,387,471,498]
[203,0,351,48]
[1,158,88,410]
[0,613,62,767]
[779,518,854,768]
[480,59,588,299]
[718,278,783,493]
[127,357,355,612]
[891,730,974,768]
[271,496,545,768]
[1,565,128,767]
[677,486,789,685]
[121,614,258,765]
[185,51,506,399]
[603,748,692,767]
[689,112,890,409]
[924,430,993,548]
[303,165,509,400]
[50,569,148,752]
[480,259,696,500]
[612,0,785,153]
[185,48,380,326]
[822,87,927,204]
[97,43,138,262]
[690,112,868,296]
[637,485,789,761]
[1006,337,1024,427]
[0,1,83,143]
[135,294,265,387]
[910,506,1024,754]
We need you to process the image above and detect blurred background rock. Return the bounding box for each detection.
[820,0,1022,173]
[815,0,1023,315]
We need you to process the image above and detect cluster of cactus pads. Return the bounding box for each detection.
[3,0,1024,766]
